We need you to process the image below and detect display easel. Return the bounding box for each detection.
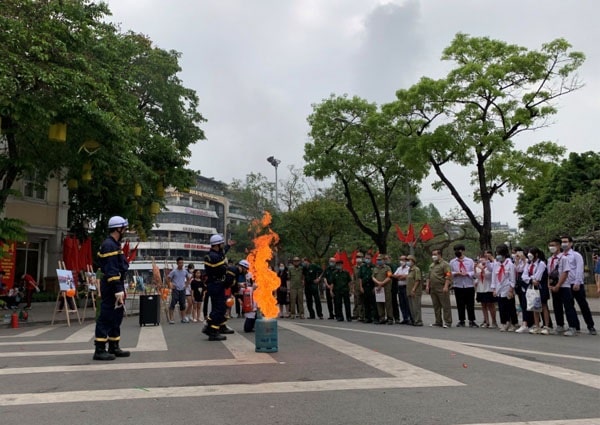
[81,265,98,323]
[51,261,81,326]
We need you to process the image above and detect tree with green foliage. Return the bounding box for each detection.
[387,33,584,250]
[304,95,429,254]
[0,0,204,243]
[278,198,353,261]
[517,151,600,247]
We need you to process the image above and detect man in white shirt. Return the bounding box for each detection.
[563,235,596,335]
[449,244,478,328]
[392,255,412,324]
[552,236,580,336]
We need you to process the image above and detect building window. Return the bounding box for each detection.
[23,173,46,200]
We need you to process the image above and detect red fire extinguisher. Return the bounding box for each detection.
[11,311,19,329]
[242,287,253,313]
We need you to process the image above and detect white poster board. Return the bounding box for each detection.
[57,269,76,292]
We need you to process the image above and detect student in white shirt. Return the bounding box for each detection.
[491,244,518,332]
[521,247,550,335]
[475,251,497,328]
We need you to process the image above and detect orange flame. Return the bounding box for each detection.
[246,211,280,319]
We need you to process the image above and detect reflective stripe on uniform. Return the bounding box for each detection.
[107,336,120,341]
[107,276,121,282]
[205,260,225,268]
[97,250,123,258]
[95,337,108,342]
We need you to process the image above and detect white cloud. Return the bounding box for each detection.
[105,0,600,228]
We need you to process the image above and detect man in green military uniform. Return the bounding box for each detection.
[358,253,377,323]
[303,257,324,319]
[425,249,453,328]
[332,259,352,321]
[287,257,305,319]
[406,254,423,326]
[373,255,393,324]
[351,252,365,321]
[322,257,337,319]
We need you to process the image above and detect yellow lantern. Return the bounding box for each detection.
[48,123,67,142]
[156,181,165,197]
[79,139,101,154]
[150,201,160,215]
[134,183,142,197]
[67,179,78,190]
[81,170,92,182]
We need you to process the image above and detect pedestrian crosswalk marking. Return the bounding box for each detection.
[135,323,168,351]
[64,323,95,343]
[279,321,463,386]
[299,323,600,390]
[464,342,600,363]
[0,326,55,338]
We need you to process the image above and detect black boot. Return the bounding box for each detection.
[219,324,235,334]
[108,340,130,357]
[208,326,226,341]
[93,341,116,361]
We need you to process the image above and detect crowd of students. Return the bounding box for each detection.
[270,236,597,337]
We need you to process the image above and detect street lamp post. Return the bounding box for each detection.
[266,156,281,210]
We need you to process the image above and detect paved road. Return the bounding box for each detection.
[0,301,598,425]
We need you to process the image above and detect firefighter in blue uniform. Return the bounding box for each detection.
[93,216,130,361]
[202,234,233,341]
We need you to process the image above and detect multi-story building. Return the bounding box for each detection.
[2,173,70,288]
[2,171,251,288]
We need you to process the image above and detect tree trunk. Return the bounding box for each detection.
[480,193,493,251]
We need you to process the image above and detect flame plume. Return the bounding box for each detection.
[247,211,280,319]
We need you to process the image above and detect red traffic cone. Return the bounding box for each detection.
[11,311,19,328]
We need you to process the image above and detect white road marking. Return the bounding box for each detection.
[222,332,277,363]
[64,323,95,343]
[455,419,600,425]
[278,321,463,386]
[464,342,600,363]
[0,326,55,338]
[0,358,274,376]
[299,323,600,390]
[135,324,168,351]
[0,377,450,406]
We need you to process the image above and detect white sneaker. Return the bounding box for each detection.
[499,323,509,332]
[563,328,576,337]
[507,324,517,332]
[540,326,550,335]
[554,325,565,334]
[529,326,541,335]
[515,325,529,333]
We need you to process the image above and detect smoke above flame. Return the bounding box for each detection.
[246,211,280,319]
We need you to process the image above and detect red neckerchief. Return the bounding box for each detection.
[498,259,509,282]
[458,258,466,273]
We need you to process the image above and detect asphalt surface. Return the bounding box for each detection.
[0,296,598,425]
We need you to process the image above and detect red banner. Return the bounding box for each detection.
[0,241,17,288]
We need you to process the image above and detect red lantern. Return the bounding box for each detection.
[225,296,235,308]
[66,288,76,297]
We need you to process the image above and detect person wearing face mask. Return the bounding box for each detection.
[392,255,412,325]
[276,262,290,318]
[449,244,478,328]
[521,247,550,334]
[287,257,305,319]
[559,235,595,335]
[547,238,565,334]
[405,255,423,326]
[323,257,337,319]
[551,237,580,336]
[372,255,393,324]
[426,249,452,328]
[93,216,130,360]
[491,244,518,332]
[332,259,352,321]
[384,255,401,324]
[475,251,497,328]
[351,252,365,321]
[512,247,533,334]
[303,257,324,320]
[358,254,377,323]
